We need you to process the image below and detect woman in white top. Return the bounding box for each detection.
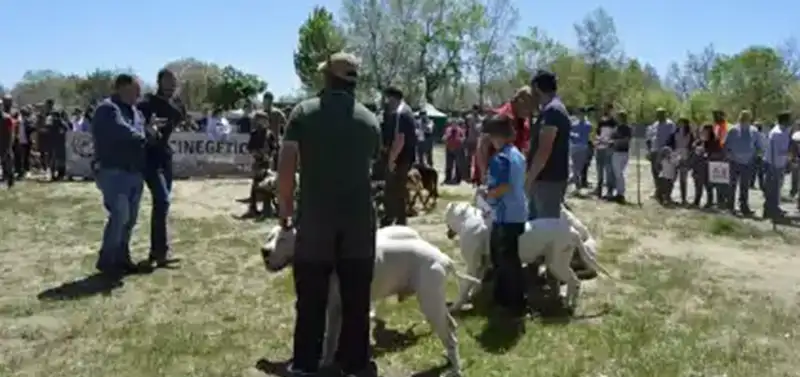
[205,109,231,140]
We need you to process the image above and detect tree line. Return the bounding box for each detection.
[2,2,799,125]
[295,2,800,124]
[0,61,266,112]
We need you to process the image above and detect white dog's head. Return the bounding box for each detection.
[444,201,478,239]
[444,202,469,239]
[260,225,297,272]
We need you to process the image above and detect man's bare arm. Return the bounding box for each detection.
[476,134,491,177]
[389,133,404,163]
[277,141,298,214]
[277,105,303,220]
[527,126,558,182]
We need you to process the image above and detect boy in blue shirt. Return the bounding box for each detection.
[480,114,529,315]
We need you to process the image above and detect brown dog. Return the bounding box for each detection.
[409,163,439,210]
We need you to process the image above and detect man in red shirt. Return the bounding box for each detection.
[442,119,466,183]
[1,95,17,188]
[471,87,535,184]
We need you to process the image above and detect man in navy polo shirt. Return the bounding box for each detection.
[138,68,186,268]
[526,70,571,219]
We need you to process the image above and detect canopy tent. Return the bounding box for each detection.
[416,103,447,118]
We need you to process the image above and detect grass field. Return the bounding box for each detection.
[2,147,800,377]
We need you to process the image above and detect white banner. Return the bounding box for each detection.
[708,161,730,185]
[66,132,254,178]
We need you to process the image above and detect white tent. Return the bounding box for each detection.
[416,103,447,118]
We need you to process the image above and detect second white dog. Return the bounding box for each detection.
[444,201,609,311]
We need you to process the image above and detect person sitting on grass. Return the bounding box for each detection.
[478,113,529,316]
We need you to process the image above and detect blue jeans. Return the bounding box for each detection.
[528,180,567,220]
[595,148,615,194]
[145,163,172,259]
[763,164,784,217]
[569,147,589,189]
[728,161,754,211]
[95,169,144,268]
[416,138,434,166]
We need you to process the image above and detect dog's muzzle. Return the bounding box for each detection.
[446,227,457,240]
[261,247,292,272]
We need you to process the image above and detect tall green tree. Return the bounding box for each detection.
[294,6,346,93]
[710,46,791,118]
[206,66,267,111]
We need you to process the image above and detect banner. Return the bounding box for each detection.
[66,132,254,178]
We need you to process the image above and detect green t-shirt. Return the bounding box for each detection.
[284,90,380,222]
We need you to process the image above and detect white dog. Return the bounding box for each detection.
[261,225,479,375]
[518,218,610,310]
[444,201,609,311]
[444,202,491,311]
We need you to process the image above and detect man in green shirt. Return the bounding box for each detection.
[277,52,381,377]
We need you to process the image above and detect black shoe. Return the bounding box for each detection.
[146,255,179,269]
[343,361,379,377]
[96,261,139,277]
[286,364,317,377]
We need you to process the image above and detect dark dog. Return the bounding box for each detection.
[409,163,439,210]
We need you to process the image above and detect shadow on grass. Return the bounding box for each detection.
[255,358,451,377]
[371,318,426,358]
[37,273,123,301]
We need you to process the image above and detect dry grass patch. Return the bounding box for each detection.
[1,174,799,377]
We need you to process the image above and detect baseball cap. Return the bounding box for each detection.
[317,52,361,83]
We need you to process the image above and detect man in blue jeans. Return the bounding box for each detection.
[90,74,147,275]
[526,70,571,219]
[138,69,185,268]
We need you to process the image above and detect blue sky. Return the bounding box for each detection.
[2,0,797,96]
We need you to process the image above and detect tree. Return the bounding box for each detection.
[294,6,346,93]
[467,0,518,106]
[206,66,267,110]
[683,44,718,92]
[163,58,223,111]
[340,0,418,100]
[710,46,791,119]
[411,0,477,103]
[574,7,621,110]
[75,69,119,105]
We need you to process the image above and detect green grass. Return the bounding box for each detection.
[1,178,799,377]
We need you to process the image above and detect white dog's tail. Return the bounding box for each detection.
[445,262,482,284]
[575,236,612,278]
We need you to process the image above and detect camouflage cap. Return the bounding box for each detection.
[317,52,361,82]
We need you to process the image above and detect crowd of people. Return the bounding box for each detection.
[434,99,800,219]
